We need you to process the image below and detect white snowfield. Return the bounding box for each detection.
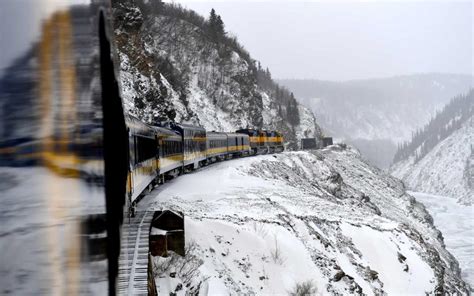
[140,146,469,295]
[391,116,474,205]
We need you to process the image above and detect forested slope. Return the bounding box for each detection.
[113,1,322,148]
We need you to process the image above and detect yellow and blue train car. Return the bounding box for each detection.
[206,132,228,161]
[155,126,183,177]
[227,132,251,157]
[171,123,207,170]
[126,115,159,205]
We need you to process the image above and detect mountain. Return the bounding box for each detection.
[278,74,473,168]
[138,146,469,294]
[391,90,474,205]
[113,1,321,148]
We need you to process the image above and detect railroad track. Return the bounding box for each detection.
[117,210,154,295]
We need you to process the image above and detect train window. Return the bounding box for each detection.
[129,134,135,165]
[135,136,156,163]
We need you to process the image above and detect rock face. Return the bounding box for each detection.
[113,1,322,148]
[141,146,469,295]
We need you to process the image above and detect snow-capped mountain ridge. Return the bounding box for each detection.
[278,74,472,167]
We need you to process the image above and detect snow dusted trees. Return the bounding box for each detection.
[113,0,313,147]
[393,89,474,164]
[208,9,226,42]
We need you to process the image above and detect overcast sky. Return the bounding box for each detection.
[176,0,473,81]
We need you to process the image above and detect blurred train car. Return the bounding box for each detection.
[126,115,158,206]
[0,1,128,294]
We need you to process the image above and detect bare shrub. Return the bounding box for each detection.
[252,221,269,238]
[270,236,285,265]
[152,241,205,291]
[289,280,317,296]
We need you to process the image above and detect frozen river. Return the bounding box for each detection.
[410,191,474,289]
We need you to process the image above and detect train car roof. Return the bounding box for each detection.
[236,128,258,132]
[152,126,181,137]
[207,131,227,136]
[125,114,155,138]
[170,122,206,133]
[227,132,249,137]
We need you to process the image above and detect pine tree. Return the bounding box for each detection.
[216,15,226,37]
[208,8,226,42]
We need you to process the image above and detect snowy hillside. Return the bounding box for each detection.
[391,116,474,205]
[113,2,321,148]
[139,147,469,295]
[279,75,473,167]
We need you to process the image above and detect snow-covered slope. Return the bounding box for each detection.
[139,146,469,295]
[391,116,474,205]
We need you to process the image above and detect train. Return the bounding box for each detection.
[0,0,287,293]
[126,114,284,212]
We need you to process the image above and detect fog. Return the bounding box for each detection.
[177,0,472,81]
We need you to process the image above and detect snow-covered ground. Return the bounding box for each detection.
[410,191,474,288]
[140,146,469,294]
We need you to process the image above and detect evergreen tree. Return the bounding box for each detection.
[208,8,226,41]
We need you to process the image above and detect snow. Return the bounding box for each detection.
[185,219,325,295]
[138,147,468,294]
[392,116,474,205]
[410,191,474,288]
[341,223,435,295]
[151,227,168,236]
